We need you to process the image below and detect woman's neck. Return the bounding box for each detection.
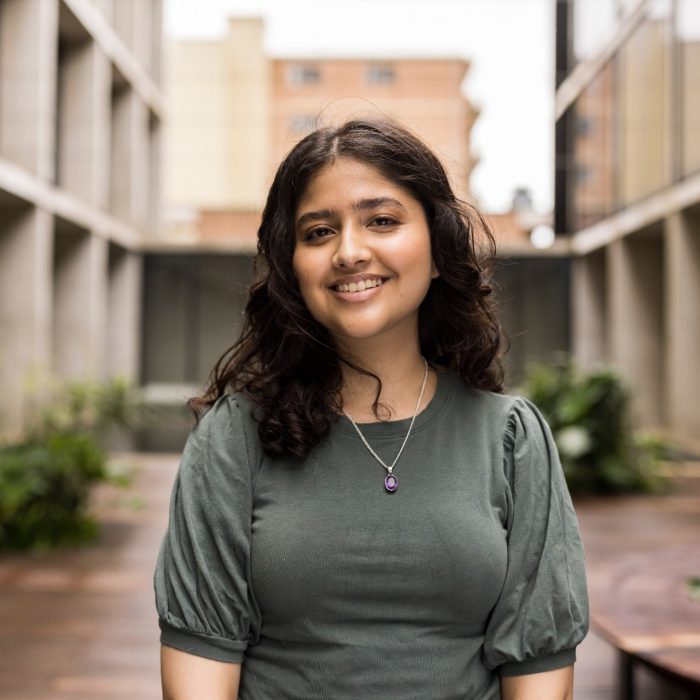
[337,336,437,423]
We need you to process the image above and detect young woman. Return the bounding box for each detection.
[154,119,589,699]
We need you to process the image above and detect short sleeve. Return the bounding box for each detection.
[483,397,589,677]
[153,395,259,663]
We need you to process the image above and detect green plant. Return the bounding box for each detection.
[688,577,700,603]
[0,377,143,552]
[519,358,673,494]
[0,432,106,550]
[24,376,144,442]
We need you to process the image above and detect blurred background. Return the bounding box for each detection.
[0,0,698,698]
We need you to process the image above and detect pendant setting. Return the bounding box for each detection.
[384,473,398,492]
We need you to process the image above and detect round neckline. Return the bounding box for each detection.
[336,369,453,439]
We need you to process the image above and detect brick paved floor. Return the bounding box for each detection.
[0,454,698,699]
[573,467,700,700]
[0,454,175,700]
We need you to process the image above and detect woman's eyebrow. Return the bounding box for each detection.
[296,208,336,228]
[296,197,407,229]
[352,197,407,212]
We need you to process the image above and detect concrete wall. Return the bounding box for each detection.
[572,249,607,369]
[664,211,700,437]
[497,257,571,390]
[0,0,163,438]
[607,231,665,428]
[560,1,700,447]
[141,254,253,386]
[0,203,53,435]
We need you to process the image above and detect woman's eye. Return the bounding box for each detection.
[371,216,398,227]
[306,227,334,241]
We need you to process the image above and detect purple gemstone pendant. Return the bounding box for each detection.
[384,473,398,492]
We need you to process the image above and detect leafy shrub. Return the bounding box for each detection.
[0,377,142,552]
[520,358,674,494]
[0,432,106,550]
[25,376,143,441]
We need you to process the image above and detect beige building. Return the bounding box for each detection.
[269,58,478,202]
[164,17,479,249]
[0,0,164,437]
[557,0,700,445]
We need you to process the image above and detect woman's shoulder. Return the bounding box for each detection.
[196,390,264,434]
[440,373,555,456]
[189,391,263,479]
[443,371,523,423]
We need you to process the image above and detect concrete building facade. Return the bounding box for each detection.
[556,0,700,445]
[0,0,163,437]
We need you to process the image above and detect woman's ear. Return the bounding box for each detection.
[430,259,440,279]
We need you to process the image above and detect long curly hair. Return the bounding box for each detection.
[189,118,508,459]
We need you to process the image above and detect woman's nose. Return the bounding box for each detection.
[331,225,371,268]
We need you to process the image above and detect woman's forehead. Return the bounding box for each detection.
[297,158,415,212]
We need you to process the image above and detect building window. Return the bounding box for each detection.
[366,64,395,85]
[570,61,615,231]
[287,64,320,86]
[575,116,594,137]
[618,3,673,205]
[678,0,700,176]
[289,115,317,134]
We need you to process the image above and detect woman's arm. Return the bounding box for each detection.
[500,664,574,700]
[161,645,241,700]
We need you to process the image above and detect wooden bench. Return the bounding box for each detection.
[589,543,700,699]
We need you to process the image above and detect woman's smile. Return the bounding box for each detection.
[329,274,390,301]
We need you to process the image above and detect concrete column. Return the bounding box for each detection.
[57,40,111,206]
[572,250,607,370]
[664,212,700,440]
[607,234,665,428]
[94,0,113,21]
[151,0,164,84]
[133,0,153,75]
[0,0,58,179]
[107,247,143,380]
[52,228,108,379]
[113,0,135,51]
[0,206,53,436]
[148,116,162,236]
[111,90,150,227]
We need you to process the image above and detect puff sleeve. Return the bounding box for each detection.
[153,395,259,663]
[483,397,589,677]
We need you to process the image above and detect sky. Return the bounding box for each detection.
[164,0,554,214]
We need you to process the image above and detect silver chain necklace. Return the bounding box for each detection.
[342,358,429,493]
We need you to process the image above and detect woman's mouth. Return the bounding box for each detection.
[332,277,385,293]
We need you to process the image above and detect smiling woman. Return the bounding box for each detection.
[154,119,589,700]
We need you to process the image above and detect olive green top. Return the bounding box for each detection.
[154,371,589,699]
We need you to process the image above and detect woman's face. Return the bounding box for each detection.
[292,157,437,348]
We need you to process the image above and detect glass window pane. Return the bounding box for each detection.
[618,4,672,205]
[678,0,700,176]
[572,62,616,230]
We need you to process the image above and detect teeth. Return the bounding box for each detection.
[335,278,384,293]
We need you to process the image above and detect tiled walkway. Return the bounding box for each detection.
[0,454,698,699]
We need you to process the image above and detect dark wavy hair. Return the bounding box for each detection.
[189,118,508,459]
